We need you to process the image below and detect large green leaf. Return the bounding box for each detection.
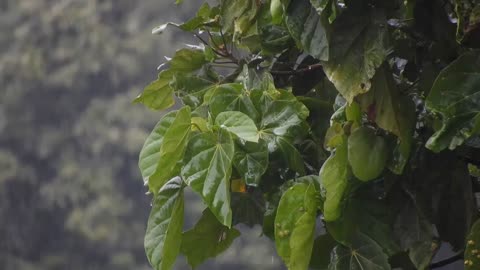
[309,234,337,270]
[147,107,191,193]
[393,198,436,270]
[169,49,207,73]
[134,70,175,111]
[275,183,318,270]
[319,136,349,221]
[220,0,258,38]
[181,129,235,227]
[233,140,269,186]
[327,197,401,257]
[426,50,480,152]
[181,209,240,269]
[172,73,217,109]
[215,111,259,142]
[465,219,480,270]
[206,83,259,121]
[286,0,329,61]
[139,111,175,182]
[135,49,208,111]
[145,177,184,270]
[252,87,309,142]
[322,9,389,103]
[271,0,291,24]
[328,233,391,270]
[358,67,416,174]
[277,136,306,176]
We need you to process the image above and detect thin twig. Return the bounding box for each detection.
[207,30,221,51]
[219,29,229,54]
[193,33,229,57]
[270,64,323,75]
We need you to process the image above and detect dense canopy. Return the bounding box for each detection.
[137,0,480,269]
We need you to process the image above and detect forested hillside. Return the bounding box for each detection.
[0,1,280,269]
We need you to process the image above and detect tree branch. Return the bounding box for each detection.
[429,253,463,269]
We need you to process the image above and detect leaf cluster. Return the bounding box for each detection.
[137,0,480,269]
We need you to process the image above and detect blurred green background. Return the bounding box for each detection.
[0,1,282,269]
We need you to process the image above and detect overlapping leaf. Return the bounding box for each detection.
[465,219,480,269]
[181,129,235,227]
[152,3,219,34]
[135,49,207,111]
[286,0,329,61]
[233,140,269,186]
[215,111,259,142]
[426,50,480,152]
[134,70,175,111]
[275,183,318,270]
[322,9,389,103]
[172,73,217,109]
[181,209,240,268]
[319,136,349,221]
[328,233,391,270]
[139,107,191,194]
[149,107,191,193]
[206,83,259,121]
[145,177,184,270]
[358,67,415,174]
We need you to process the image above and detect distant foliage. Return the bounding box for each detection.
[137,0,480,269]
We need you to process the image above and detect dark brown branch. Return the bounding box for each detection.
[270,64,323,75]
[193,33,229,58]
[219,29,229,54]
[429,253,463,269]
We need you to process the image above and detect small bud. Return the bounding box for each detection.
[472,249,478,255]
[468,240,475,245]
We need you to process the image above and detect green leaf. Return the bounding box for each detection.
[220,0,258,35]
[153,3,219,34]
[231,191,265,226]
[394,199,436,270]
[147,107,191,193]
[233,140,269,186]
[319,136,349,221]
[425,50,480,152]
[145,177,184,270]
[286,0,329,61]
[139,111,175,182]
[322,9,389,103]
[271,0,291,24]
[134,70,175,111]
[465,219,480,269]
[277,136,306,175]
[275,183,318,270]
[181,209,241,269]
[309,234,337,270]
[328,233,391,270]
[327,197,401,257]
[310,0,342,23]
[169,49,207,73]
[358,67,415,174]
[215,111,259,142]
[207,83,259,121]
[171,73,217,109]
[252,87,309,140]
[181,129,235,227]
